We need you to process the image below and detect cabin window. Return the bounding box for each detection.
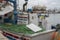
[32,16,34,19]
[4,14,8,17]
[0,16,2,20]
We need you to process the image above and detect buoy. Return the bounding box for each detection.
[51,32,58,40]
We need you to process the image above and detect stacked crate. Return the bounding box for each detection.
[17,12,28,24]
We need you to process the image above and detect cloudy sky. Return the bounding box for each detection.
[18,0,60,9]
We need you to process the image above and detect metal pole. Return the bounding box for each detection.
[13,0,17,24]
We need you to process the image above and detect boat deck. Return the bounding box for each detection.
[0,24,45,36]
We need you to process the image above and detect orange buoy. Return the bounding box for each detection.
[56,33,60,40]
[51,32,58,40]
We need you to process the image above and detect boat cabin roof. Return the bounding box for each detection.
[0,5,13,15]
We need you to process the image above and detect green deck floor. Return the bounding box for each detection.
[0,24,45,34]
